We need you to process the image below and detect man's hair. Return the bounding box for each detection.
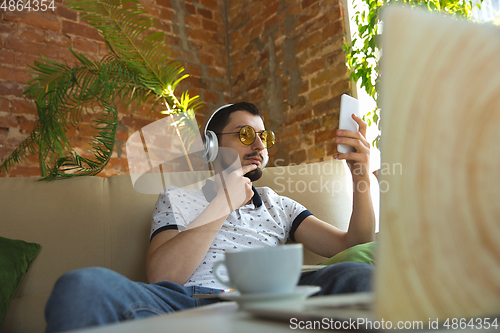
[206,102,264,135]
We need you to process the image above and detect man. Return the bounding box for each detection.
[45,102,375,332]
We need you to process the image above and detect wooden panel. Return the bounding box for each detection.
[375,6,500,323]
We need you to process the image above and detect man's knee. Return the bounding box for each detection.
[325,262,374,293]
[327,261,374,274]
[51,267,117,295]
[45,267,127,332]
[301,262,374,295]
[46,267,121,317]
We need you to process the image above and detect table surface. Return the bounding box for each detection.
[70,300,498,333]
[72,302,309,333]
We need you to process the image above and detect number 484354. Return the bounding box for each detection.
[1,0,56,11]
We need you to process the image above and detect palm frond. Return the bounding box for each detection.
[43,101,119,180]
[0,123,41,174]
[0,0,203,179]
[65,0,185,95]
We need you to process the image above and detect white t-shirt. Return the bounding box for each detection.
[150,181,312,289]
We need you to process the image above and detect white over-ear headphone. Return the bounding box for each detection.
[198,104,268,169]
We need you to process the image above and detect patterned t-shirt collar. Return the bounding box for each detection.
[201,179,262,207]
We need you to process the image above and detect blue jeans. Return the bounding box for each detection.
[45,263,373,332]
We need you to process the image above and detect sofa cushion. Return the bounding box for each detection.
[0,236,41,325]
[320,241,376,266]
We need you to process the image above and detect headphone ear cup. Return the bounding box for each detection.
[261,153,269,170]
[199,104,233,164]
[204,130,219,163]
[198,130,218,163]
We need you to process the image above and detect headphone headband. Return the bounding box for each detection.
[203,104,234,138]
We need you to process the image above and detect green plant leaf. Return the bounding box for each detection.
[0,0,203,179]
[344,0,482,148]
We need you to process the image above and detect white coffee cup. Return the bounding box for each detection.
[212,244,303,295]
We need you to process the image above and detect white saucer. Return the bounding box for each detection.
[219,286,321,309]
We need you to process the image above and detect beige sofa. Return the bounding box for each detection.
[0,159,355,333]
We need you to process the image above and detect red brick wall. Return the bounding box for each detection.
[227,0,351,167]
[0,0,349,178]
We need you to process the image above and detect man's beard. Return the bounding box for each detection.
[241,151,264,181]
[217,149,263,182]
[244,165,263,182]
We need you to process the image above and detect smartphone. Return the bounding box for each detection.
[338,94,361,153]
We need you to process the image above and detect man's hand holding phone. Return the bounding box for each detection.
[335,95,371,183]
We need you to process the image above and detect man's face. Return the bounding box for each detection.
[217,111,267,182]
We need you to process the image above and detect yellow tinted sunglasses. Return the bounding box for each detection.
[218,125,276,148]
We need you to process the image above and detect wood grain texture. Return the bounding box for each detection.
[375,6,500,323]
